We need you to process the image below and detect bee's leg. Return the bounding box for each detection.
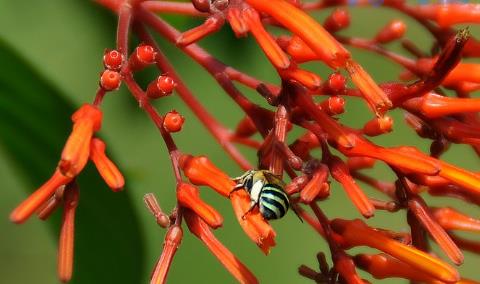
[228,183,244,198]
[231,175,243,182]
[242,201,258,220]
[231,170,252,182]
[291,204,304,223]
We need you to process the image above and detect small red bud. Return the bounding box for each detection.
[324,9,350,33]
[164,111,185,133]
[374,20,407,44]
[100,70,121,91]
[103,49,124,71]
[329,73,346,91]
[320,96,345,116]
[128,45,156,71]
[147,75,176,99]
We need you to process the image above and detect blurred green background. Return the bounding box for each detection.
[0,1,479,283]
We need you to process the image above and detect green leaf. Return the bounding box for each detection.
[0,39,145,283]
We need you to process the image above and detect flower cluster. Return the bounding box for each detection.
[10,0,480,283]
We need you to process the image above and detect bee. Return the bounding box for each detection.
[230,170,292,220]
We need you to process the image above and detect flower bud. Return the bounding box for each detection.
[128,45,156,71]
[163,111,185,133]
[320,96,345,116]
[374,20,407,44]
[103,49,124,71]
[147,75,176,99]
[100,70,121,91]
[324,9,350,33]
[59,104,102,178]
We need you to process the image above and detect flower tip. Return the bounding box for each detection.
[180,155,234,197]
[90,138,125,191]
[10,170,71,224]
[9,210,24,224]
[177,183,224,229]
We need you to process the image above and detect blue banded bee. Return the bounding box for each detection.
[231,170,292,220]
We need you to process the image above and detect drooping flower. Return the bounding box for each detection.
[179,154,276,254]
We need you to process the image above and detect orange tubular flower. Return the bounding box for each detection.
[176,15,224,47]
[328,156,375,218]
[337,135,440,176]
[227,8,248,37]
[330,218,460,283]
[90,138,125,191]
[403,92,480,118]
[354,253,438,282]
[59,104,103,178]
[184,210,259,284]
[242,8,290,70]
[244,0,349,68]
[416,4,480,28]
[177,183,223,229]
[280,35,320,63]
[278,65,322,90]
[300,165,329,203]
[345,60,392,115]
[58,182,79,283]
[432,207,480,233]
[179,155,276,254]
[10,170,72,224]
[415,58,480,87]
[150,225,183,284]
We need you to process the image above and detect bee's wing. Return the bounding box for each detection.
[262,171,286,187]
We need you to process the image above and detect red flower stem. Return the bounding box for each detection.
[225,66,278,91]
[116,0,133,58]
[136,7,279,119]
[136,6,275,91]
[122,71,182,182]
[292,83,355,148]
[142,1,206,17]
[401,39,427,58]
[136,8,278,134]
[93,87,106,106]
[351,172,396,198]
[134,23,252,170]
[230,136,261,149]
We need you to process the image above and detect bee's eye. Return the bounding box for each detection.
[245,177,253,190]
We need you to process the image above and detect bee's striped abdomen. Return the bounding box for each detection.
[259,184,290,220]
